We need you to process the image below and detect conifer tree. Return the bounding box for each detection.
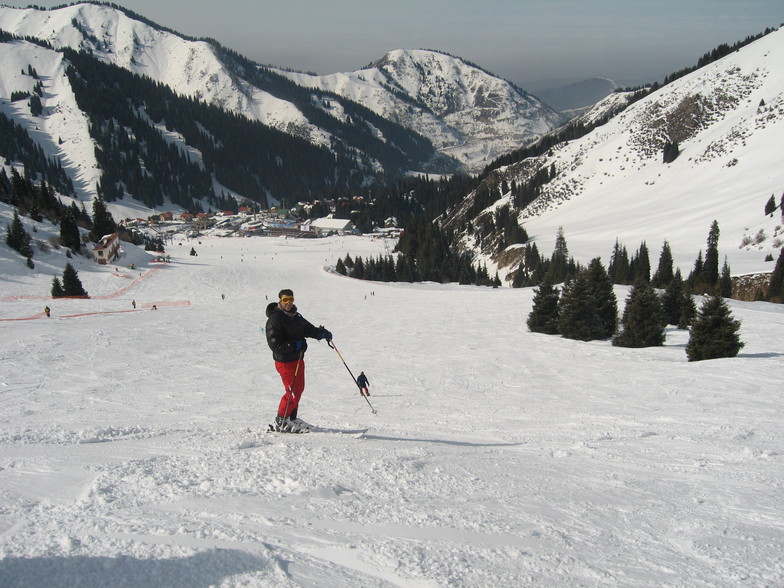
[527,281,560,334]
[661,270,695,327]
[545,227,569,284]
[585,257,618,338]
[6,210,34,258]
[51,277,64,298]
[701,220,721,293]
[651,241,674,288]
[687,250,704,293]
[88,195,117,242]
[686,296,744,361]
[630,241,651,284]
[608,239,631,284]
[764,194,776,216]
[61,263,88,297]
[557,274,604,341]
[613,281,666,348]
[767,248,784,303]
[59,206,81,252]
[718,257,732,298]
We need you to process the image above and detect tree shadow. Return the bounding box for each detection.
[0,548,274,588]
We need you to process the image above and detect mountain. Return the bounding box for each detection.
[280,49,566,172]
[533,77,619,114]
[0,3,565,214]
[0,3,455,215]
[442,27,784,279]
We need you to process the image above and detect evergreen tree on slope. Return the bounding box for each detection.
[686,296,743,361]
[527,281,560,334]
[768,248,784,303]
[613,281,667,348]
[586,257,618,338]
[61,263,88,297]
[557,274,604,341]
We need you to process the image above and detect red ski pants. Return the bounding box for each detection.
[275,359,305,418]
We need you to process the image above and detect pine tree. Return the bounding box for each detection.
[59,206,81,252]
[61,263,88,297]
[557,274,604,341]
[630,241,651,284]
[768,248,784,303]
[608,239,631,284]
[651,241,674,288]
[51,277,64,298]
[613,281,667,347]
[764,194,776,216]
[88,195,117,242]
[585,257,618,338]
[527,281,560,334]
[661,270,695,327]
[6,210,34,258]
[718,257,732,298]
[686,296,744,361]
[701,220,720,293]
[545,227,569,284]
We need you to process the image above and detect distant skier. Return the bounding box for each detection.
[357,371,370,396]
[132,299,136,309]
[265,289,332,433]
[44,305,50,318]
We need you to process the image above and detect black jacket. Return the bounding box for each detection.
[265,302,322,362]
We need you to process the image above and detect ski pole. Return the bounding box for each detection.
[328,340,377,415]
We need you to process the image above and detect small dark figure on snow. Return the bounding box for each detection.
[44,306,50,318]
[357,371,370,396]
[265,289,332,433]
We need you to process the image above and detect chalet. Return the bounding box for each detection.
[307,217,356,236]
[93,232,120,265]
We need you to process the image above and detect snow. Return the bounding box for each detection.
[512,28,784,279]
[1,211,783,586]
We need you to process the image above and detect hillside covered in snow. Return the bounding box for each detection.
[444,28,784,281]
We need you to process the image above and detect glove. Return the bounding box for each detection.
[294,340,304,351]
[319,327,333,342]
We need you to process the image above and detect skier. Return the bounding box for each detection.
[265,289,332,432]
[357,371,370,396]
[44,306,50,318]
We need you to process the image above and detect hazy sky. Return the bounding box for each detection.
[5,1,783,87]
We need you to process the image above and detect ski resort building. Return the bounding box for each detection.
[93,232,120,265]
[305,217,356,236]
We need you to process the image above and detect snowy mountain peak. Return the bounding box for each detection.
[282,48,566,171]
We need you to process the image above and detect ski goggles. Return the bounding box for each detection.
[279,296,295,303]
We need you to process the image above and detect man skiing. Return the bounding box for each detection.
[265,289,331,432]
[357,371,370,396]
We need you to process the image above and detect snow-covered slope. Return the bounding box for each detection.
[1,214,783,586]
[282,49,565,172]
[455,28,784,278]
[0,38,100,199]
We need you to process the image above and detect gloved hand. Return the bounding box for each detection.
[318,326,333,342]
[294,340,304,351]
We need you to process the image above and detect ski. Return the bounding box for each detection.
[265,424,367,437]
